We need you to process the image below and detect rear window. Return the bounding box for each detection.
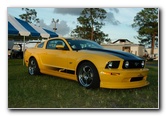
[37,42,44,48]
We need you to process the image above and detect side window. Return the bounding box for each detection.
[37,42,44,48]
[46,40,56,49]
[46,39,69,50]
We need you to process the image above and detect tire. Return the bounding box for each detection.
[28,58,40,75]
[77,62,100,89]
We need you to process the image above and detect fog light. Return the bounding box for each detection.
[141,61,145,67]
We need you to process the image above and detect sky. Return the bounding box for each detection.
[8,7,143,44]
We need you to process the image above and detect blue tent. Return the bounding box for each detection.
[8,14,58,38]
[8,22,19,35]
[8,14,59,65]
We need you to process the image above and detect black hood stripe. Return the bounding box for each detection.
[82,48,143,60]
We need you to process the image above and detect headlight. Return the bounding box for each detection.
[141,61,145,67]
[124,61,129,68]
[123,60,145,69]
[107,61,113,68]
[105,61,120,69]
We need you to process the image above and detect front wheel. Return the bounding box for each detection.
[77,62,100,89]
[28,58,40,75]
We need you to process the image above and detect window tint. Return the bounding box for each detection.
[67,39,102,50]
[46,39,69,50]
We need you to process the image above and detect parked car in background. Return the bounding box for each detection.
[25,40,41,49]
[24,37,149,89]
[8,40,14,59]
[10,44,23,59]
[8,39,43,59]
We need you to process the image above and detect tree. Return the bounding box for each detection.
[71,8,108,44]
[19,8,40,25]
[132,8,158,56]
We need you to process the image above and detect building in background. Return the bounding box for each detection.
[101,39,147,57]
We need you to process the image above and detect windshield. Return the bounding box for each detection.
[66,39,103,50]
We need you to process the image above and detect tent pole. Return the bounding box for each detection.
[23,36,25,65]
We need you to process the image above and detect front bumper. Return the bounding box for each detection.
[99,68,149,89]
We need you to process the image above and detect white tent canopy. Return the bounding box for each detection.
[29,23,50,38]
[8,14,58,38]
[8,14,58,65]
[8,14,30,36]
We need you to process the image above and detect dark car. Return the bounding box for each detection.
[11,44,23,59]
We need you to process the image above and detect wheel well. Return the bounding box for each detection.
[76,60,100,88]
[28,56,40,75]
[28,56,38,65]
[29,56,36,62]
[76,60,97,75]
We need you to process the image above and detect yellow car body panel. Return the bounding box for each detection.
[99,68,149,89]
[24,37,149,89]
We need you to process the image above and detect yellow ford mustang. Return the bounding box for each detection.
[24,37,149,89]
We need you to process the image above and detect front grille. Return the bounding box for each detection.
[130,77,143,82]
[123,60,144,69]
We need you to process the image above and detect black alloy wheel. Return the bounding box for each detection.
[77,62,100,89]
[28,58,40,75]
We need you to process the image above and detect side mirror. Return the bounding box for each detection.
[55,45,64,50]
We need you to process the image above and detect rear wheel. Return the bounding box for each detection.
[77,62,100,89]
[28,58,40,75]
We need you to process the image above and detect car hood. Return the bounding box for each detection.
[79,48,143,61]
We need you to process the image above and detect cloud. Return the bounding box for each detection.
[105,12,121,25]
[54,8,120,26]
[51,8,121,36]
[55,20,70,36]
[39,19,70,36]
[113,8,143,25]
[39,19,52,30]
[109,8,119,13]
[53,8,84,16]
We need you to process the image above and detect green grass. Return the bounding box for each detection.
[8,59,159,108]
[146,60,158,65]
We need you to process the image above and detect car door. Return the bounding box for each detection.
[40,39,69,70]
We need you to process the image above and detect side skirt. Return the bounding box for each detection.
[40,66,77,81]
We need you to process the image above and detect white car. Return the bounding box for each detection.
[25,40,42,49]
